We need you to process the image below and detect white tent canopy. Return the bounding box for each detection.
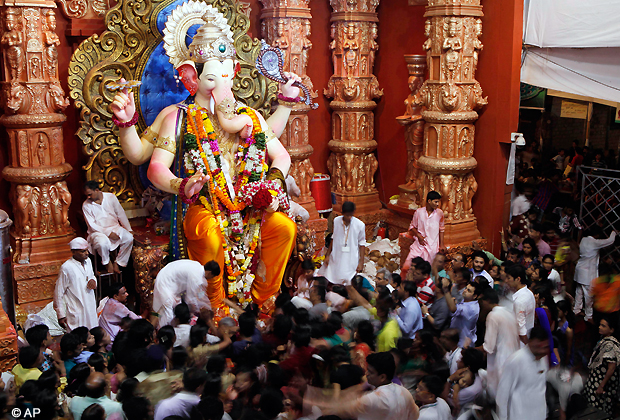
[521,0,620,104]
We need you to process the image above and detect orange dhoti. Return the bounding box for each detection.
[183,203,296,310]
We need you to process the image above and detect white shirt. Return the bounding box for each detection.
[512,286,536,338]
[445,347,462,375]
[323,216,367,285]
[496,346,548,420]
[173,324,191,348]
[53,258,98,330]
[338,383,418,420]
[418,398,451,420]
[154,391,200,420]
[510,194,530,219]
[471,269,494,288]
[83,192,132,245]
[152,259,212,326]
[574,232,617,286]
[548,268,563,297]
[483,306,520,398]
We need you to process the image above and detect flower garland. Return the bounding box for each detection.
[183,103,289,305]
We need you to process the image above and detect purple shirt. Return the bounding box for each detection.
[449,300,480,347]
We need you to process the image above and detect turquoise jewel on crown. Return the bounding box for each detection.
[219,44,226,53]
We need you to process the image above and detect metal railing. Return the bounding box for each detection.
[578,166,620,271]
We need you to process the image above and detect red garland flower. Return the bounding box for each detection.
[252,188,273,210]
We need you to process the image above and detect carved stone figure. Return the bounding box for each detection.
[15,184,33,235]
[299,158,313,197]
[365,154,378,192]
[36,133,47,166]
[54,181,71,229]
[422,19,432,52]
[462,173,478,217]
[368,23,378,71]
[46,81,70,112]
[344,153,354,192]
[442,17,462,80]
[6,81,28,114]
[273,19,289,69]
[2,9,25,81]
[343,23,359,77]
[43,10,60,79]
[473,18,483,71]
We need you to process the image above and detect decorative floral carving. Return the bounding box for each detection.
[16,276,56,303]
[57,0,88,19]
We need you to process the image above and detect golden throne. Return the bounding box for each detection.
[68,0,280,309]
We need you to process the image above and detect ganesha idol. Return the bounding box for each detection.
[111,2,305,314]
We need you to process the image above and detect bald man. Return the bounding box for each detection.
[70,372,123,420]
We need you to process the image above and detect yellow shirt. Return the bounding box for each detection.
[377,319,401,353]
[12,364,42,391]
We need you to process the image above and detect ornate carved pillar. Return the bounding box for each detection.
[414,0,487,245]
[395,54,426,210]
[0,0,74,312]
[325,0,383,214]
[260,0,320,220]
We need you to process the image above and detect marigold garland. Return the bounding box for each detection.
[182,103,290,304]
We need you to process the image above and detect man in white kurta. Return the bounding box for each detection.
[152,259,217,327]
[83,181,133,273]
[323,201,367,285]
[54,238,98,331]
[479,290,520,400]
[496,327,549,420]
[573,229,617,321]
[402,191,445,278]
[506,265,536,345]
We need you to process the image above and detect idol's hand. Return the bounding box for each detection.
[281,72,302,99]
[240,123,253,139]
[184,173,209,198]
[266,196,279,213]
[110,79,136,123]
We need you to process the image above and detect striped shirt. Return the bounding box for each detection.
[416,277,436,307]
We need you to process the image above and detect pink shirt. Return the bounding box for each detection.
[99,298,140,341]
[407,207,445,263]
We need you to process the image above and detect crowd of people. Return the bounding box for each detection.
[1,141,620,420]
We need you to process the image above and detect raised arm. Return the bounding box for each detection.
[146,111,208,198]
[262,110,292,177]
[265,74,302,138]
[111,86,176,165]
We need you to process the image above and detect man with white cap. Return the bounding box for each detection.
[54,237,98,331]
[82,180,133,274]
